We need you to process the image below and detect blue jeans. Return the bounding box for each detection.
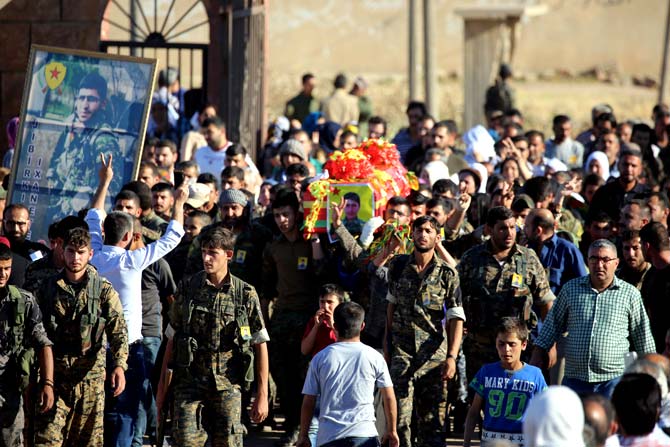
[562,376,621,398]
[132,336,161,447]
[105,342,146,447]
[307,395,321,447]
[320,437,380,447]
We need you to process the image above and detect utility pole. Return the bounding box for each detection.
[659,1,670,104]
[423,0,437,117]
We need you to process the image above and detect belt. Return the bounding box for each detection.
[481,430,524,446]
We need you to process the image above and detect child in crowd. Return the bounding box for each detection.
[301,283,345,357]
[464,317,547,447]
[301,284,346,445]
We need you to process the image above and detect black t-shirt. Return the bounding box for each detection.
[141,258,176,338]
[588,180,649,222]
[641,264,670,353]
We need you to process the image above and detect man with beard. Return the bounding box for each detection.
[3,204,50,285]
[589,149,648,223]
[618,229,651,290]
[151,183,174,223]
[384,215,464,446]
[262,189,327,446]
[184,189,272,291]
[194,117,233,177]
[459,207,554,380]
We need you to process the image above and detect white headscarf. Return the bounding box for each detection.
[523,386,585,447]
[420,160,450,187]
[585,151,610,181]
[463,125,496,164]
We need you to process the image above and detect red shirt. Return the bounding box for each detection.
[302,318,338,358]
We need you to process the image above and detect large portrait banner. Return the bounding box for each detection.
[9,45,157,242]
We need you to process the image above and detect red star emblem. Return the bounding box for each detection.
[50,68,60,79]
[332,187,341,196]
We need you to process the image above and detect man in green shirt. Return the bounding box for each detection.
[285,73,319,124]
[531,238,655,397]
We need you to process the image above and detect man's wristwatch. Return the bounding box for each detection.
[446,354,456,360]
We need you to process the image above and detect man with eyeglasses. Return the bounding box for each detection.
[47,72,120,217]
[531,238,655,397]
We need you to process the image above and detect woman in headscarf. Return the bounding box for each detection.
[317,121,342,153]
[584,151,610,181]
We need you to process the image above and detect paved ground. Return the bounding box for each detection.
[146,419,480,446]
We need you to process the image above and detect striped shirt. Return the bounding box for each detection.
[535,275,655,383]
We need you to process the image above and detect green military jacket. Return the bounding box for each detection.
[0,286,52,383]
[387,253,463,357]
[37,265,128,381]
[23,253,60,296]
[170,271,268,391]
[458,242,554,340]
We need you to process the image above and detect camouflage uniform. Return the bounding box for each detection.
[0,286,52,447]
[458,242,553,380]
[140,211,168,244]
[46,115,120,219]
[170,271,268,447]
[387,253,464,447]
[23,253,60,296]
[34,265,128,447]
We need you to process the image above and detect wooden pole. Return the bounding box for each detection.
[659,1,670,104]
[423,0,437,117]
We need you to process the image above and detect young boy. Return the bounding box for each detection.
[301,284,345,357]
[300,284,345,445]
[296,302,398,447]
[464,317,547,447]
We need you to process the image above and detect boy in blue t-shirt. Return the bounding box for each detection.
[464,317,547,447]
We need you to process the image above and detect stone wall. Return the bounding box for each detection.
[0,0,106,151]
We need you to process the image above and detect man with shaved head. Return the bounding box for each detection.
[641,353,670,435]
[582,394,617,447]
[524,208,587,294]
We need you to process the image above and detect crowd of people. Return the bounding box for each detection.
[1,66,670,447]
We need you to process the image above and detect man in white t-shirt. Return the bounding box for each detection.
[194,116,232,177]
[297,302,399,447]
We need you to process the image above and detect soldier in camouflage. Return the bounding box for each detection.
[34,228,128,447]
[169,226,269,446]
[0,243,54,447]
[47,72,120,217]
[384,215,465,447]
[23,216,88,295]
[458,206,554,381]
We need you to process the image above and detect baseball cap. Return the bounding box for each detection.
[186,183,210,209]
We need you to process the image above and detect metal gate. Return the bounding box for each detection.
[100,0,210,119]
